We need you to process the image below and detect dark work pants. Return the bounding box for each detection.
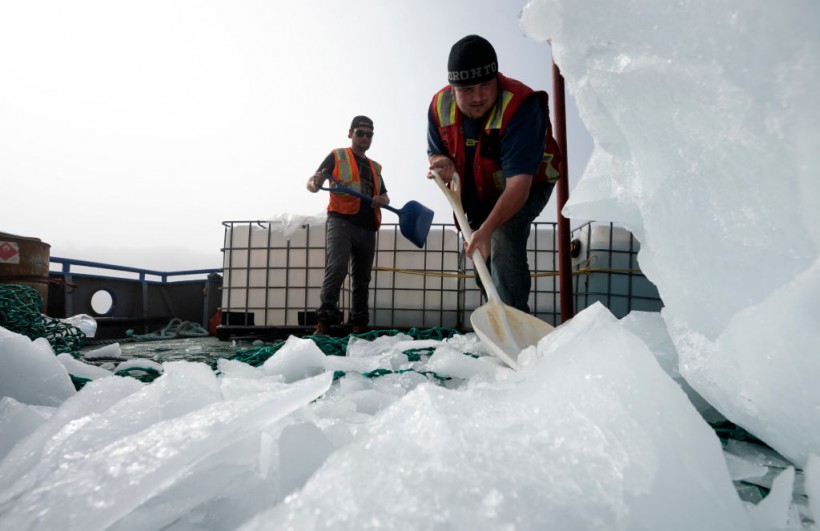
[317,217,376,325]
[482,182,553,313]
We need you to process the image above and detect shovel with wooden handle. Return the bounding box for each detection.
[432,170,554,370]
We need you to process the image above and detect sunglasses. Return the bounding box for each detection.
[354,130,374,138]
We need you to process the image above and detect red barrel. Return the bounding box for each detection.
[0,232,51,313]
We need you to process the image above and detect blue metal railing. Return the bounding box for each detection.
[50,257,220,283]
[48,257,222,333]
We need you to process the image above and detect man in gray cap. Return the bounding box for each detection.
[427,34,561,313]
[307,115,390,335]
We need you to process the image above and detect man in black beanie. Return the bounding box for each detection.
[307,115,390,335]
[426,34,562,313]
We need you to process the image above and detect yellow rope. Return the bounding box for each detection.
[372,255,643,280]
[372,266,466,279]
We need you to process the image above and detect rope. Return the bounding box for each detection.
[82,319,210,347]
[176,320,210,338]
[567,255,644,276]
[372,266,467,279]
[122,318,210,342]
[373,254,643,281]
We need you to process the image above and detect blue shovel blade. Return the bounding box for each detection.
[397,200,434,248]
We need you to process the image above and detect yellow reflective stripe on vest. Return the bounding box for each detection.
[543,153,560,182]
[484,89,514,130]
[372,161,384,193]
[335,148,353,183]
[435,90,457,127]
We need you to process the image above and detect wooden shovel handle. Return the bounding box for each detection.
[431,170,501,302]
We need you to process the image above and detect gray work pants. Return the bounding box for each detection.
[317,217,376,325]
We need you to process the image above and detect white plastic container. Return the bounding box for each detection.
[220,219,661,330]
[571,222,662,316]
[221,222,466,328]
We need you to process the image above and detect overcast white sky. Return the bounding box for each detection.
[0,0,592,271]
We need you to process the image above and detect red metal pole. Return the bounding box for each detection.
[551,57,574,322]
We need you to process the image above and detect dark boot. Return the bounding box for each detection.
[347,317,369,335]
[313,319,330,336]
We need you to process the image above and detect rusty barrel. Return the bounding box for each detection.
[0,232,51,313]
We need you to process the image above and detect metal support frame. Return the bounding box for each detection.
[552,55,575,323]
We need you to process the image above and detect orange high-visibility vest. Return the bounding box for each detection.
[430,73,561,207]
[328,147,384,228]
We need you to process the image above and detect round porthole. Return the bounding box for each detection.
[90,289,114,316]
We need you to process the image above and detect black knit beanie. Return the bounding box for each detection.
[447,35,498,86]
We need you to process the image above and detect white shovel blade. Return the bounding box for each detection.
[471,299,555,370]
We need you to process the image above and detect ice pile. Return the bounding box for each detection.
[522,0,820,468]
[0,308,755,530]
[2,0,819,529]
